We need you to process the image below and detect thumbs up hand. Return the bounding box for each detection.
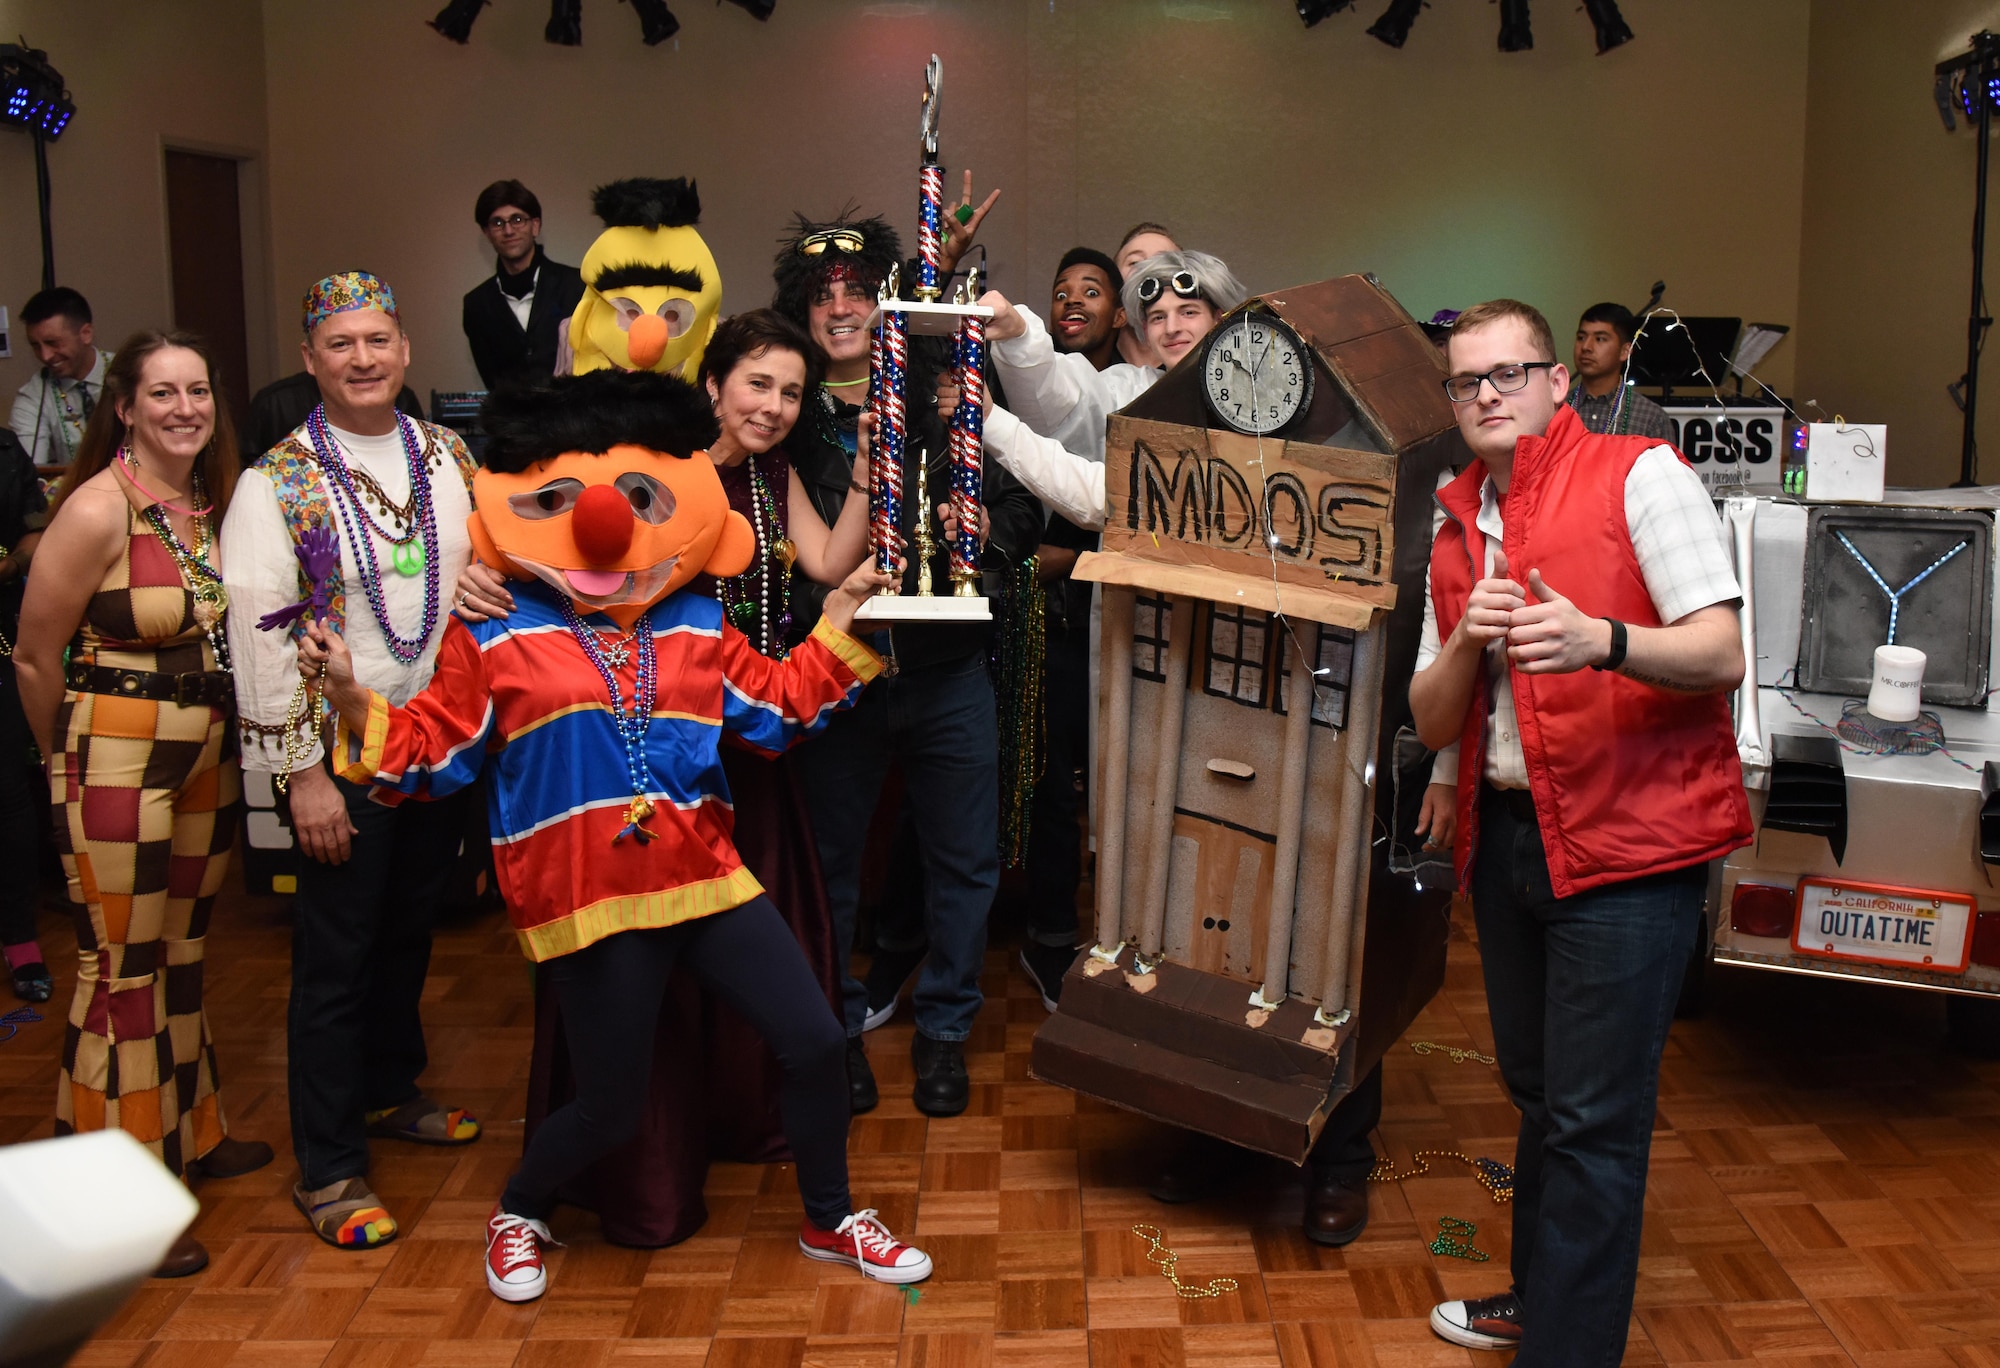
[1506,569,1615,675]
[1457,545,1526,648]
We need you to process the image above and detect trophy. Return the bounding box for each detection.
[854,54,993,624]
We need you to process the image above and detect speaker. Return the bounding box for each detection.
[1796,506,1992,707]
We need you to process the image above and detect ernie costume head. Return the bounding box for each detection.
[570,178,723,378]
[471,370,754,630]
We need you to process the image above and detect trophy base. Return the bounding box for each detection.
[853,593,992,623]
[866,299,996,336]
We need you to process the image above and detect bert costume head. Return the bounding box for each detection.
[569,177,722,378]
[471,370,753,630]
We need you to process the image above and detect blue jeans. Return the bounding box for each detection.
[796,657,999,1043]
[1472,787,1702,1368]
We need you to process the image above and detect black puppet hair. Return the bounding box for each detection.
[770,209,903,326]
[479,370,720,473]
[591,177,702,230]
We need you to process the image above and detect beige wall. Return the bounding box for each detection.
[6,0,1816,430]
[257,0,1810,401]
[0,0,271,409]
[1796,0,2000,489]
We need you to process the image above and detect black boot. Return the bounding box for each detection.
[911,1033,968,1117]
[846,1036,878,1114]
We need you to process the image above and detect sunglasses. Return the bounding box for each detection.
[1137,270,1201,306]
[798,229,867,257]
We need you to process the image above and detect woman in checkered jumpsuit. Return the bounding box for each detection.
[15,332,271,1277]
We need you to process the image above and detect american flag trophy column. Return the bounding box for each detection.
[854,52,993,624]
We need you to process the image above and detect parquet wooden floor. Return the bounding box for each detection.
[6,864,2000,1366]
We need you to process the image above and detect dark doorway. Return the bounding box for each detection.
[164,150,251,432]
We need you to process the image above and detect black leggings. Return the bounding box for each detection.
[502,895,853,1229]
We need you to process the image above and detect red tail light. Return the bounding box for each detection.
[1731,882,1796,939]
[1972,912,2000,968]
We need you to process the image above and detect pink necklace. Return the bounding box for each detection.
[118,446,212,517]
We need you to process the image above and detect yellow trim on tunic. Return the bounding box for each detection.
[336,693,391,784]
[515,864,765,962]
[813,618,884,682]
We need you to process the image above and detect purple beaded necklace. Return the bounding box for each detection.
[305,404,442,665]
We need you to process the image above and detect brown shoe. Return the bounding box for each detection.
[154,1232,208,1278]
[192,1136,274,1180]
[1303,1171,1370,1246]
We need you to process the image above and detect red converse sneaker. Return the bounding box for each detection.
[798,1209,933,1284]
[485,1204,554,1302]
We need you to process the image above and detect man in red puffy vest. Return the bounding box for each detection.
[1411,300,1751,1364]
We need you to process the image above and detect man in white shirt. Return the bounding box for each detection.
[963,250,1403,1249]
[9,287,108,467]
[222,272,483,1250]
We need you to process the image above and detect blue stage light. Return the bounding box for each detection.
[0,43,70,142]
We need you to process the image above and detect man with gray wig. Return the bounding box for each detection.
[948,244,1389,1249]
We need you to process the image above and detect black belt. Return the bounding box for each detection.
[67,661,233,708]
[1481,782,1537,824]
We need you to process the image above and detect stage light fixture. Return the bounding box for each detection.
[1936,31,2000,485]
[1497,0,1531,51]
[627,0,679,43]
[1580,0,1633,54]
[0,43,72,141]
[545,0,582,45]
[428,0,489,42]
[724,0,776,18]
[1365,0,1424,48]
[1296,0,1354,28]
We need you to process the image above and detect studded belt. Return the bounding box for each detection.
[66,661,234,708]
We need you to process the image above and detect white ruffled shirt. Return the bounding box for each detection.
[221,419,474,775]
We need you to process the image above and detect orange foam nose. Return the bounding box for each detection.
[572,483,635,563]
[626,313,669,370]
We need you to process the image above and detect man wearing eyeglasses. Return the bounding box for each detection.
[1411,299,1750,1362]
[461,180,586,389]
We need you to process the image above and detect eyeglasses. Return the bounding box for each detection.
[486,213,533,231]
[798,229,867,257]
[1136,270,1201,306]
[1442,361,1556,404]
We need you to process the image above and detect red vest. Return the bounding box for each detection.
[1429,404,1752,898]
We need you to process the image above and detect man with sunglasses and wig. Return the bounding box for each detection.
[461,180,585,389]
[1412,299,1749,1363]
[771,208,1043,1123]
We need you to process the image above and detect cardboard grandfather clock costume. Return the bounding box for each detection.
[1030,274,1468,1161]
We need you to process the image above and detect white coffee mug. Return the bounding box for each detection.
[1866,644,1926,722]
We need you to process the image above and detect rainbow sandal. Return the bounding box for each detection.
[365,1096,481,1147]
[295,1178,398,1249]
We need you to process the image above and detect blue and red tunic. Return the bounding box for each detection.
[336,577,881,961]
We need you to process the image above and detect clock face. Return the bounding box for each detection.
[1202,313,1313,436]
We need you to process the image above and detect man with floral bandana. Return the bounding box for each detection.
[221,272,484,1251]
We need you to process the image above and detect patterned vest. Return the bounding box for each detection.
[252,417,479,645]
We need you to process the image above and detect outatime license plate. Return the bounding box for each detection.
[1791,878,1974,974]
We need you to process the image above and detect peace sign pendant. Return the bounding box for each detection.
[392,540,426,577]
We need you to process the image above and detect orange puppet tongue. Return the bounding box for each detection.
[566,568,629,596]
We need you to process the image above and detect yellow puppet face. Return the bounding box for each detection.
[569,223,723,378]
[469,444,753,631]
